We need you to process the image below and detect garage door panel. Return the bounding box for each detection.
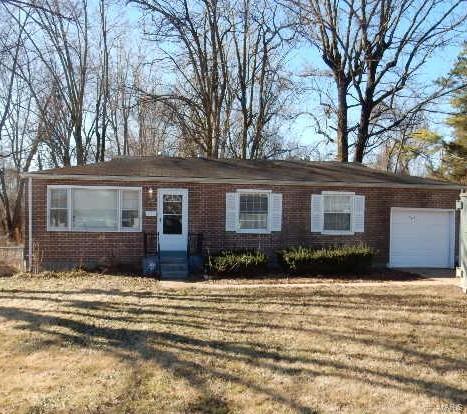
[390,209,453,268]
[390,245,449,255]
[391,258,448,267]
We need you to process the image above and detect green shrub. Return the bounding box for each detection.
[277,245,374,275]
[206,249,268,277]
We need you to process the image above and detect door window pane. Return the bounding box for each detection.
[163,195,182,214]
[72,189,118,230]
[163,194,182,234]
[163,215,182,234]
[239,193,268,230]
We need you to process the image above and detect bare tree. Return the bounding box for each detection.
[93,0,110,162]
[0,8,40,240]
[292,0,466,162]
[131,0,297,159]
[0,7,28,140]
[227,0,295,159]
[370,109,438,175]
[132,0,231,158]
[108,45,134,156]
[8,0,91,165]
[293,1,364,161]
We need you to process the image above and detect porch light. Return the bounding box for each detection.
[148,187,154,201]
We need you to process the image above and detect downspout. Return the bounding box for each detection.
[28,176,32,272]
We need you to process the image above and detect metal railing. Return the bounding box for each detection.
[157,232,160,264]
[187,233,203,258]
[145,231,201,260]
[143,232,159,257]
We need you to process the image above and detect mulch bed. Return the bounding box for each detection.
[194,268,425,284]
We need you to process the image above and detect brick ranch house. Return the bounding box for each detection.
[23,157,463,278]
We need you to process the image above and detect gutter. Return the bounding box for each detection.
[20,172,465,191]
[28,176,32,272]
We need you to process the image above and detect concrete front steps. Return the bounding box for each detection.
[159,251,189,280]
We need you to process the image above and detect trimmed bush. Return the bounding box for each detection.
[277,245,374,275]
[206,249,268,277]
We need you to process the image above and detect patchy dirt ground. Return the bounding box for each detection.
[0,273,466,413]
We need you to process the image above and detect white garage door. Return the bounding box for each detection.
[390,208,455,268]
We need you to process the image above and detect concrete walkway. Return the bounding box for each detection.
[395,268,455,278]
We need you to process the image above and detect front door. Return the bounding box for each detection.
[157,189,188,251]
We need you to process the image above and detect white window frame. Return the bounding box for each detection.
[321,191,355,235]
[47,185,143,232]
[236,189,272,234]
[47,187,70,231]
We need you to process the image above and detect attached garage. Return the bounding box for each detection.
[390,208,455,268]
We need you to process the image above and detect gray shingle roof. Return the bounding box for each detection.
[28,156,462,188]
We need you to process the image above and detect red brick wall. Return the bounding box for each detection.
[24,178,460,270]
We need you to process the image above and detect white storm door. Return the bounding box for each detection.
[157,189,188,251]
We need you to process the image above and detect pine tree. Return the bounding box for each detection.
[438,44,467,183]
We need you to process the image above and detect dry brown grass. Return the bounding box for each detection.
[0,263,18,277]
[0,273,466,414]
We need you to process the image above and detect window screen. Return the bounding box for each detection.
[323,194,352,232]
[121,190,140,229]
[49,188,68,228]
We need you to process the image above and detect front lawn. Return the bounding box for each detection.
[0,273,466,413]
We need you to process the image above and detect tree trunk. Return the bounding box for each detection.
[354,109,370,163]
[336,83,349,162]
[0,172,13,239]
[74,120,85,165]
[123,114,129,155]
[354,79,374,163]
[11,179,25,242]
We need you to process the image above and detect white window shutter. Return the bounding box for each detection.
[270,193,282,232]
[310,194,323,232]
[352,195,365,232]
[225,192,238,232]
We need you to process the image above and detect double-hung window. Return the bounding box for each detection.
[49,188,68,229]
[226,190,283,234]
[323,193,353,233]
[47,186,142,232]
[311,191,365,234]
[121,190,141,230]
[239,192,269,231]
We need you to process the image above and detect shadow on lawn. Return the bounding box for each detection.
[0,286,466,412]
